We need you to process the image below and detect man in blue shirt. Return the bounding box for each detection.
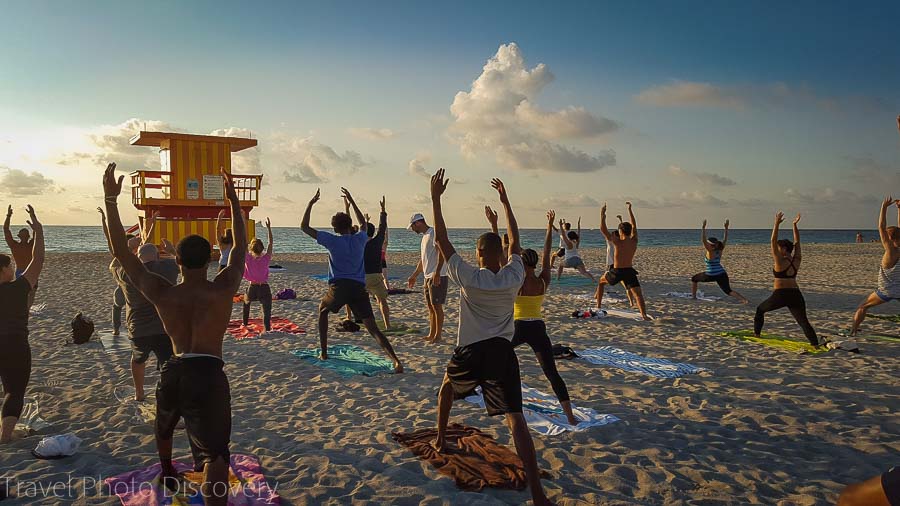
[301,187,403,373]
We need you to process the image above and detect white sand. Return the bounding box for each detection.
[1,243,898,504]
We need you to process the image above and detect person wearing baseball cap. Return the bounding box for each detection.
[407,211,449,343]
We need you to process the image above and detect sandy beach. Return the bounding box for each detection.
[2,243,898,505]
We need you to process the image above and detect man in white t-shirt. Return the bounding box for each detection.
[428,168,555,506]
[407,212,449,343]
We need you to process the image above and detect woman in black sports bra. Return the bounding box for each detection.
[754,212,820,347]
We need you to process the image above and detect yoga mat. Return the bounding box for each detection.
[463,384,620,436]
[291,344,395,376]
[392,423,541,491]
[98,331,131,354]
[603,308,653,321]
[578,346,708,378]
[866,313,900,323]
[552,275,598,288]
[720,330,828,354]
[662,291,721,302]
[569,292,627,304]
[104,454,280,505]
[226,318,305,340]
[376,322,422,336]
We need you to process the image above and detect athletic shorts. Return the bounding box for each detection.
[691,272,732,294]
[365,273,388,302]
[605,267,640,289]
[564,256,585,269]
[446,337,522,416]
[156,356,231,470]
[884,466,900,506]
[245,283,272,302]
[322,279,375,319]
[876,290,899,303]
[130,334,174,368]
[554,248,566,258]
[425,276,448,305]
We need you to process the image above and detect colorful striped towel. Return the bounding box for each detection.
[578,346,708,378]
[226,318,305,340]
[720,330,827,354]
[291,344,395,376]
[464,384,619,436]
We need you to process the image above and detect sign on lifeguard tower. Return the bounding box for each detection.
[128,130,262,247]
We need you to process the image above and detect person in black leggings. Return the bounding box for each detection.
[754,212,820,347]
[0,205,44,443]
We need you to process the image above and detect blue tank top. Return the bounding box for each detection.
[704,253,726,276]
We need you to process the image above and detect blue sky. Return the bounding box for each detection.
[1,0,898,227]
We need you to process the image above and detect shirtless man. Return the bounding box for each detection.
[596,202,649,320]
[850,197,900,336]
[4,205,34,279]
[430,169,555,506]
[103,163,245,505]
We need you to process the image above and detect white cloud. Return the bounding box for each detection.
[538,194,601,208]
[411,194,431,205]
[635,81,746,110]
[449,43,617,173]
[0,167,59,195]
[208,127,261,174]
[348,127,397,141]
[408,153,431,178]
[668,165,737,186]
[273,135,367,184]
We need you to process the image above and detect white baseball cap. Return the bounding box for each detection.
[407,213,425,231]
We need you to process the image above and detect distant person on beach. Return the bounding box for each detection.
[429,169,555,506]
[100,208,178,402]
[754,212,822,347]
[690,219,749,303]
[243,218,274,332]
[216,209,234,273]
[110,232,143,336]
[556,217,594,282]
[597,202,650,320]
[301,188,403,373]
[606,215,635,307]
[4,206,34,279]
[104,164,246,503]
[0,205,43,444]
[381,226,390,290]
[364,197,391,330]
[850,197,900,337]
[856,231,864,243]
[407,212,448,344]
[550,220,571,270]
[838,466,899,506]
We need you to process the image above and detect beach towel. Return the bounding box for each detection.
[392,423,543,491]
[376,322,421,336]
[226,318,305,340]
[570,292,627,304]
[662,291,721,302]
[291,345,395,377]
[573,307,652,321]
[98,331,131,354]
[866,313,900,323]
[14,397,50,434]
[578,346,708,378]
[114,385,185,429]
[268,265,287,273]
[719,330,828,354]
[463,384,619,436]
[104,454,280,505]
[309,274,331,282]
[861,332,900,343]
[29,302,47,315]
[603,308,653,321]
[553,275,599,288]
[386,288,415,295]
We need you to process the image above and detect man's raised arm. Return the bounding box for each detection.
[265,217,274,256]
[103,163,169,303]
[300,189,321,240]
[375,197,388,240]
[430,168,455,260]
[626,201,638,239]
[3,205,13,249]
[20,205,44,289]
[491,178,520,255]
[341,188,367,230]
[485,206,499,235]
[217,170,247,292]
[600,203,612,241]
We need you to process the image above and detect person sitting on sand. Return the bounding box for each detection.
[0,205,43,444]
[215,209,234,273]
[838,465,900,506]
[100,208,178,402]
[556,218,594,282]
[364,197,391,330]
[850,197,900,336]
[429,169,555,506]
[597,202,650,320]
[243,218,274,332]
[103,163,246,504]
[690,219,749,303]
[754,212,822,347]
[407,212,448,344]
[301,188,403,373]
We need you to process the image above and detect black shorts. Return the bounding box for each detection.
[691,272,732,294]
[605,267,640,289]
[156,356,231,470]
[130,334,173,368]
[322,279,374,319]
[884,466,900,506]
[245,283,272,302]
[555,248,566,258]
[425,276,449,305]
[446,337,522,416]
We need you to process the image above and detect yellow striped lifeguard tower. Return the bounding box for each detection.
[129,130,262,249]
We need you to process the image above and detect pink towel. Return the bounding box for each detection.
[226,318,305,340]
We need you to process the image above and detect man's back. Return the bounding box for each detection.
[318,230,368,283]
[447,253,524,346]
[613,237,638,268]
[9,240,32,270]
[153,278,233,357]
[113,259,179,338]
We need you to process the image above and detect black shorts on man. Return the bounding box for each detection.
[425,276,449,305]
[446,337,523,416]
[322,279,375,319]
[130,334,173,368]
[605,267,641,289]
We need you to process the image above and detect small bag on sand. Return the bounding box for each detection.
[71,313,94,344]
[275,288,296,300]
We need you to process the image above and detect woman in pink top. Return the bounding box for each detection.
[243,218,274,331]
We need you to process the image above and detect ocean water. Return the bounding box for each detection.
[27,226,877,253]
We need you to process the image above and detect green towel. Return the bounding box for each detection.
[291,345,395,376]
[866,313,900,323]
[720,330,828,354]
[377,322,422,336]
[861,333,900,343]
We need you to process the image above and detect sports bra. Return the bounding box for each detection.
[773,258,797,278]
[515,278,547,320]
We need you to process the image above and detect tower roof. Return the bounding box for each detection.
[129,131,258,152]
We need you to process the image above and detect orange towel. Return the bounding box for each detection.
[226,317,305,340]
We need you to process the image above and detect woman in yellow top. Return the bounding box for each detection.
[486,207,577,425]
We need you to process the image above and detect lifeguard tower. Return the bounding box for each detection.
[129,131,263,248]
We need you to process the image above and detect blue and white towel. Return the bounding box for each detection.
[464,383,620,436]
[663,291,721,302]
[578,346,708,378]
